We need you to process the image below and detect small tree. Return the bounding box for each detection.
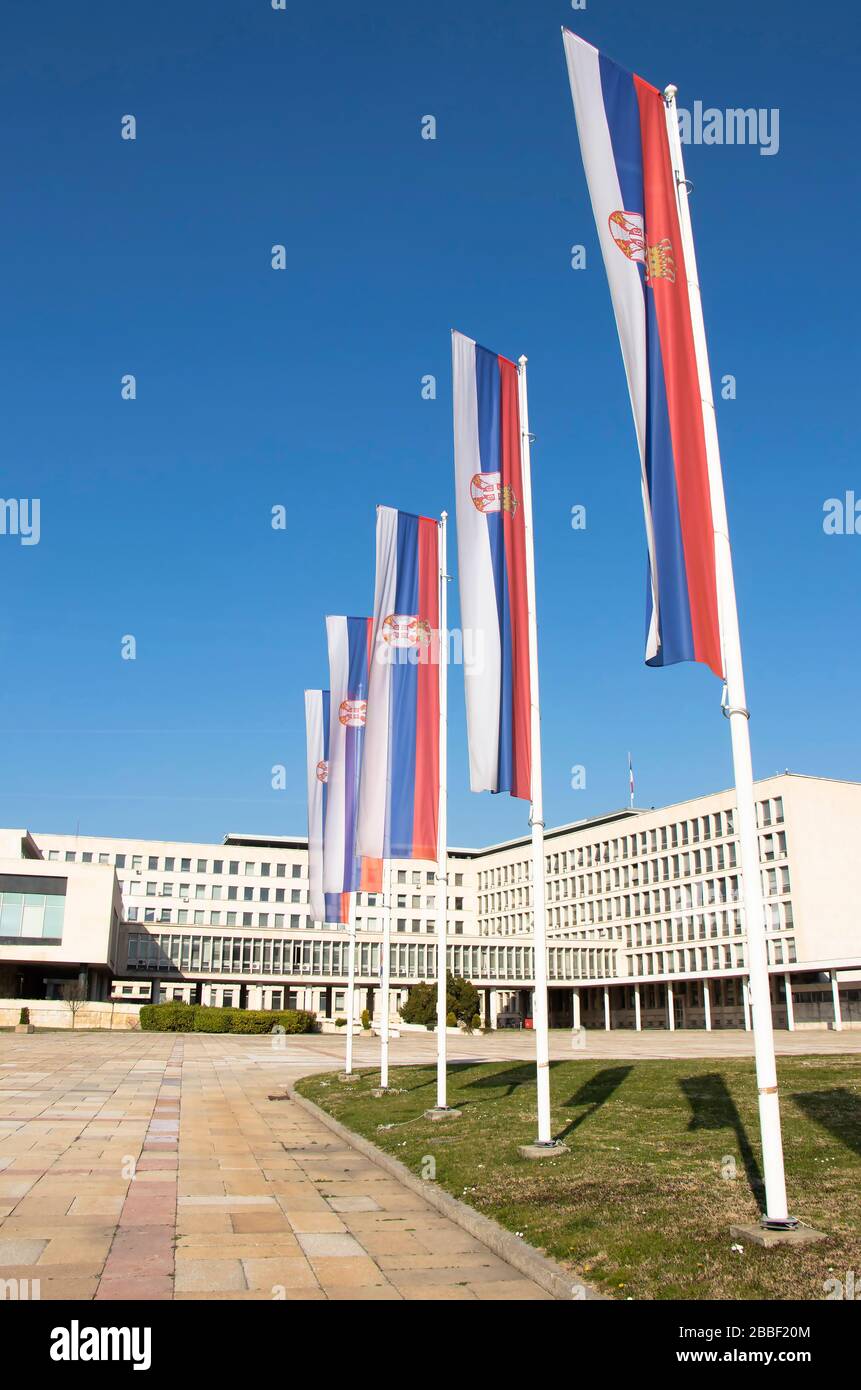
[19,1007,29,1026]
[399,974,480,1028]
[60,981,87,1029]
[399,982,436,1026]
[361,1008,371,1031]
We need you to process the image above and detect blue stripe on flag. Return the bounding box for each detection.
[343,616,369,891]
[598,53,644,220]
[644,302,695,665]
[386,512,419,857]
[474,344,514,795]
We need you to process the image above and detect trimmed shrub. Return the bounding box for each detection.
[471,1014,482,1031]
[19,1007,29,1025]
[194,1007,237,1033]
[361,1009,371,1031]
[139,1001,196,1032]
[268,1010,316,1035]
[334,1017,347,1028]
[137,1003,315,1034]
[446,1012,457,1028]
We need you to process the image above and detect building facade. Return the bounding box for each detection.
[1,774,859,1030]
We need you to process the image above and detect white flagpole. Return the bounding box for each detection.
[380,858,391,1089]
[344,894,356,1075]
[518,355,554,1148]
[664,86,791,1225]
[434,511,450,1110]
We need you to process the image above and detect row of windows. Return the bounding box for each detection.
[125,933,533,982]
[124,905,467,933]
[478,834,787,916]
[122,881,306,904]
[126,908,309,928]
[47,848,304,878]
[395,869,465,888]
[476,797,785,890]
[484,871,792,938]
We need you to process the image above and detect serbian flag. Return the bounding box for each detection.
[356,507,440,861]
[303,690,347,926]
[452,331,531,800]
[562,30,723,679]
[323,617,383,904]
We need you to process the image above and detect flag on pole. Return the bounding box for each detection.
[628,751,635,807]
[356,507,440,861]
[304,689,347,926]
[451,330,532,799]
[323,617,383,905]
[562,29,723,679]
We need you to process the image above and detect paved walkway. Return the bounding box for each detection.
[1,1027,855,1301]
[0,1032,553,1302]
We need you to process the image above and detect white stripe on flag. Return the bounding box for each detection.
[356,506,398,861]
[452,330,502,793]
[323,616,349,893]
[562,30,659,660]
[304,689,326,924]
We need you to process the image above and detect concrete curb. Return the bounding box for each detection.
[287,1085,607,1302]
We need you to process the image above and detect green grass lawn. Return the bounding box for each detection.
[296,1054,861,1300]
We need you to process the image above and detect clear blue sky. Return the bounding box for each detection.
[1,0,859,849]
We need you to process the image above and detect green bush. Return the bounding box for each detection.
[193,1006,236,1033]
[361,1009,371,1030]
[19,1007,29,1025]
[399,974,481,1028]
[334,1017,347,1028]
[399,982,435,1026]
[268,1010,316,1035]
[139,1001,196,1032]
[446,1012,457,1028]
[137,1003,316,1034]
[471,1013,482,1031]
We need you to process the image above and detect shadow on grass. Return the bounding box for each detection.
[792,1088,861,1159]
[679,1073,763,1201]
[555,1066,633,1143]
[463,1062,545,1099]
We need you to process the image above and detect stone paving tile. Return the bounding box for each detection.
[295,1232,366,1258]
[285,1211,348,1235]
[174,1259,247,1293]
[0,1236,47,1262]
[0,1031,563,1301]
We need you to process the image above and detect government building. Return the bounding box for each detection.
[1,773,859,1031]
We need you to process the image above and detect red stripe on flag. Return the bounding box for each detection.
[360,615,383,891]
[412,516,440,861]
[634,77,723,679]
[499,355,532,800]
[360,857,383,893]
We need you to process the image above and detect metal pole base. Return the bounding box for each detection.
[518,1139,568,1160]
[761,1214,800,1232]
[424,1106,462,1121]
